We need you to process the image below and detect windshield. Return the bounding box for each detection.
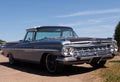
[35,27,78,40]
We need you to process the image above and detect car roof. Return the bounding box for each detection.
[26,26,72,32]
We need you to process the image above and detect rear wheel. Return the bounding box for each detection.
[45,54,63,73]
[9,54,16,65]
[90,60,106,68]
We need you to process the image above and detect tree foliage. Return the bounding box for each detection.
[0,39,5,44]
[114,22,120,47]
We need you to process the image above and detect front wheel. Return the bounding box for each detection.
[90,61,106,68]
[45,54,63,73]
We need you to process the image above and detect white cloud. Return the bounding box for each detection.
[57,8,120,18]
[58,19,103,27]
[58,16,119,38]
[74,25,115,38]
[58,16,120,27]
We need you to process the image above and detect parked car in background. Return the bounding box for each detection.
[1,26,118,73]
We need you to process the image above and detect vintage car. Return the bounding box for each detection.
[1,26,118,73]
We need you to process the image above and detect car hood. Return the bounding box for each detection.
[59,37,112,45]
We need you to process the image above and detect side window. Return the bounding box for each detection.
[25,32,34,41]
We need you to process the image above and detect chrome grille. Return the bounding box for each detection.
[74,45,111,57]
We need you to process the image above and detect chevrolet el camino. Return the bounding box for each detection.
[1,26,118,73]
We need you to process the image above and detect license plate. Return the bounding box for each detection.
[81,51,106,56]
[81,52,96,56]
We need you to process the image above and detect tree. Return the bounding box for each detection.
[114,22,120,50]
[0,39,5,44]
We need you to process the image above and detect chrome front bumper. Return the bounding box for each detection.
[56,54,114,65]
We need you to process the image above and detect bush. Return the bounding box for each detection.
[114,22,120,51]
[100,62,120,82]
[0,39,5,44]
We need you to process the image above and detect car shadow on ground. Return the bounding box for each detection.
[0,61,101,77]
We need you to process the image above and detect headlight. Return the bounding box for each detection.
[69,47,75,56]
[110,44,118,53]
[62,47,75,56]
[110,45,114,52]
[62,47,69,56]
[114,48,118,52]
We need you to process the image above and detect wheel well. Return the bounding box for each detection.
[40,53,48,65]
[40,53,57,65]
[7,53,12,57]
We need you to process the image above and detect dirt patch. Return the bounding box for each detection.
[0,54,112,82]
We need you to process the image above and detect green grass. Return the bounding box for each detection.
[99,61,120,82]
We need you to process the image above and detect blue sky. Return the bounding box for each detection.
[0,0,120,41]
